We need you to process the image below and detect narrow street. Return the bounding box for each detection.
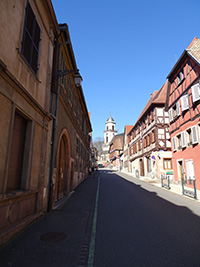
[92,169,200,267]
[1,169,200,267]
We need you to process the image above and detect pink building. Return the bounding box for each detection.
[166,37,200,192]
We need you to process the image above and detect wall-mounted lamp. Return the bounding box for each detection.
[57,69,82,87]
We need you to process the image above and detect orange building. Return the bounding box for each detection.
[166,37,200,194]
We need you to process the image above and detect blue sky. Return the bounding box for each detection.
[52,0,200,140]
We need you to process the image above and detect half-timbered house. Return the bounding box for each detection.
[109,133,124,170]
[166,37,200,191]
[128,82,172,178]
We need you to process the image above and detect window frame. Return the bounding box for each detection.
[21,1,41,74]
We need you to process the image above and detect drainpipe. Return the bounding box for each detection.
[48,35,69,211]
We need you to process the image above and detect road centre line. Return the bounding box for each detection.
[87,176,100,267]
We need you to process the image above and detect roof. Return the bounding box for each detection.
[186,37,200,64]
[128,81,168,134]
[165,37,200,111]
[124,125,133,135]
[167,37,200,79]
[106,115,115,123]
[109,133,124,150]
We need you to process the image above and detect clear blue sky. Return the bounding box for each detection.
[52,0,200,140]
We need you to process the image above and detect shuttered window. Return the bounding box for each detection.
[191,126,198,144]
[181,131,186,148]
[181,95,189,111]
[168,108,173,122]
[172,137,177,151]
[21,1,41,74]
[7,113,27,192]
[191,83,200,102]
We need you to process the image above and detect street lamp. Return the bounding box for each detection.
[57,69,82,87]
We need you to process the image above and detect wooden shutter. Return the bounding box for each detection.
[191,83,200,102]
[7,113,27,191]
[181,95,189,111]
[169,108,173,121]
[176,102,180,116]
[181,132,186,148]
[191,126,198,144]
[172,137,177,151]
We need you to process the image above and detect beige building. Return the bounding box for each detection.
[0,0,58,244]
[49,24,92,208]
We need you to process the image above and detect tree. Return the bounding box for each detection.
[93,137,103,156]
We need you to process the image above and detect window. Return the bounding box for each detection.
[7,111,32,192]
[191,126,198,144]
[152,129,155,143]
[191,83,200,102]
[177,68,185,85]
[172,136,177,151]
[181,131,186,148]
[185,160,195,180]
[147,157,152,172]
[21,1,41,74]
[168,108,173,122]
[186,128,192,146]
[173,102,180,117]
[177,134,181,149]
[181,95,189,111]
[163,159,172,170]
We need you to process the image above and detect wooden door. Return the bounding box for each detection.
[57,136,66,201]
[139,159,144,176]
[7,113,27,191]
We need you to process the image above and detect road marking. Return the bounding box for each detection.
[87,176,100,267]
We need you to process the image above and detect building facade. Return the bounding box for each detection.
[109,133,124,170]
[166,37,200,190]
[101,115,118,163]
[49,24,92,208]
[122,126,133,172]
[0,0,58,244]
[128,82,172,178]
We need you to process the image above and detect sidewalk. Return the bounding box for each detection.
[118,170,200,203]
[0,174,98,267]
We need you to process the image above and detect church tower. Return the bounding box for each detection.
[102,115,118,162]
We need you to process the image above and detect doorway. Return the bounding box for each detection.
[139,159,144,176]
[56,135,67,201]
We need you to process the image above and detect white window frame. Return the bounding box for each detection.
[181,95,189,111]
[168,108,173,122]
[191,125,198,144]
[181,131,186,148]
[191,83,200,102]
[176,102,180,116]
[185,159,195,180]
[172,136,177,151]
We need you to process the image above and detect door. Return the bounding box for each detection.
[177,160,184,182]
[57,136,66,201]
[139,159,144,176]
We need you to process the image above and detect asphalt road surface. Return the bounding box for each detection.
[90,169,200,267]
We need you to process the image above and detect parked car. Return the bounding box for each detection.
[98,163,104,168]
